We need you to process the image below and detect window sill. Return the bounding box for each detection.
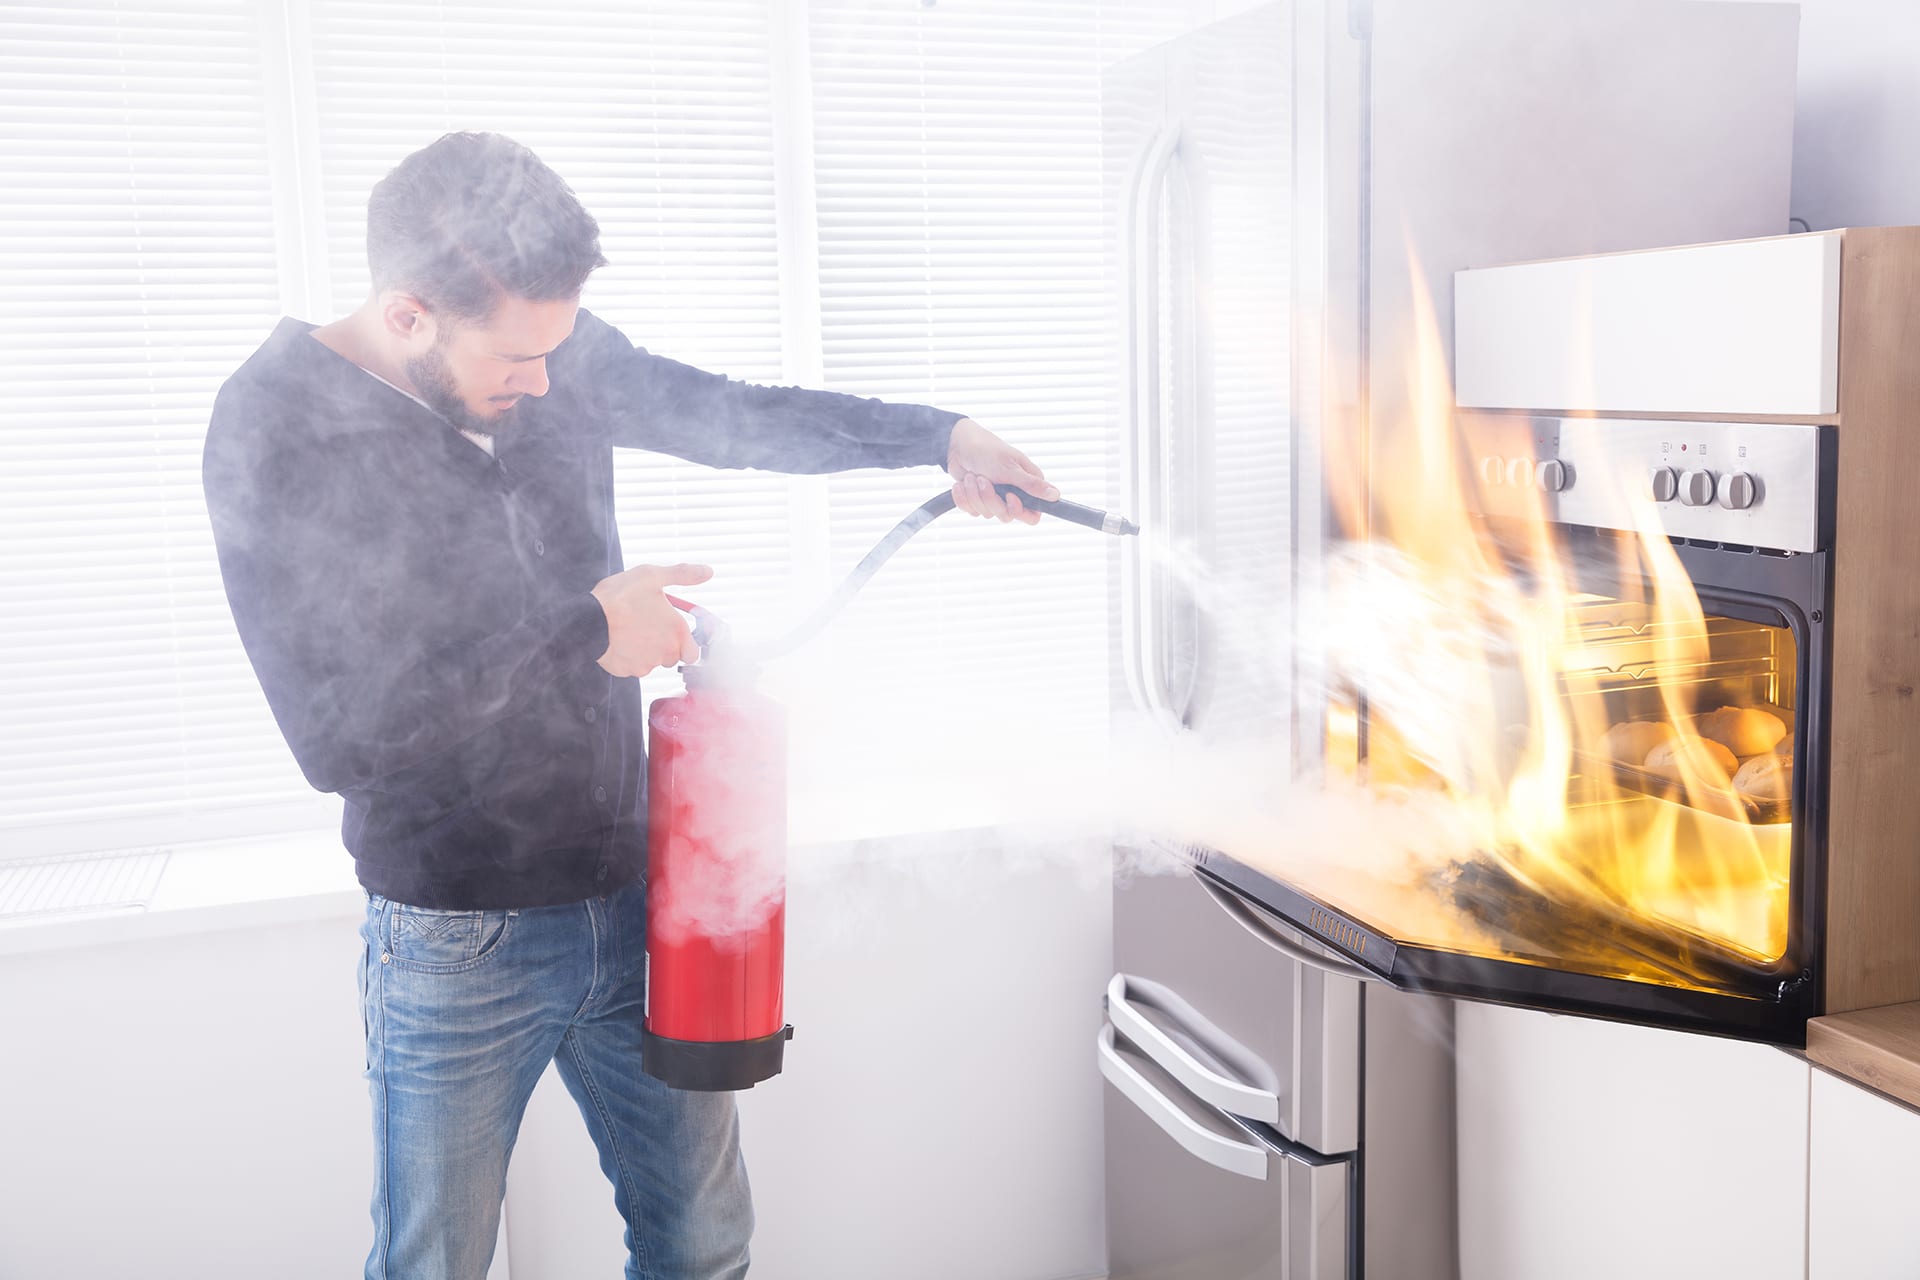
[0,830,364,958]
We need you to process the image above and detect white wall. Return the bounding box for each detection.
[1788,0,1920,229]
[0,846,1110,1280]
[0,917,373,1279]
[1354,0,1920,233]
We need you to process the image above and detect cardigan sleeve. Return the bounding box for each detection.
[564,308,965,474]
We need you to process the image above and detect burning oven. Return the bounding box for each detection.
[1203,415,1834,1044]
[1192,227,1920,1051]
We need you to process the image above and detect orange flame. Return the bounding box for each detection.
[1295,254,1791,993]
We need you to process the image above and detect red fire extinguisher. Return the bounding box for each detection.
[641,597,794,1092]
[641,485,1138,1091]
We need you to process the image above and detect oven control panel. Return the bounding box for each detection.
[1461,416,1832,553]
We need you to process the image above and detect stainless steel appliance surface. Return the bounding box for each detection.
[1097,1,1801,1275]
[1103,863,1456,1280]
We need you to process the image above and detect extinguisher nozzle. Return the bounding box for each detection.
[992,484,1140,537]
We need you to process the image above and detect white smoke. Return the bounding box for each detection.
[646,537,1509,946]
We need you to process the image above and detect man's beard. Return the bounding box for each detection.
[404,341,521,438]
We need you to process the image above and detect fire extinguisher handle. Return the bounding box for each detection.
[664,593,724,659]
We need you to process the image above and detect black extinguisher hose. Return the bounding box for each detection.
[745,484,1139,662]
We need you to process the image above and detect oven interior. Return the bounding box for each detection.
[1312,570,1806,1003]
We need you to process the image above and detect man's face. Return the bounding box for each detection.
[404,294,578,437]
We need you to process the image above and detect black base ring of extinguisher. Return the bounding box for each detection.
[641,1024,795,1092]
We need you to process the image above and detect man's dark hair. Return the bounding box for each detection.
[367,132,608,322]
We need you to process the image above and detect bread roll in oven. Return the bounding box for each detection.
[1694,706,1787,757]
[1643,735,1738,782]
[1733,752,1793,803]
[1598,721,1675,764]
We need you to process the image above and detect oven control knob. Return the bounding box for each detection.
[1536,459,1570,493]
[1678,469,1717,507]
[1505,457,1535,488]
[1717,471,1758,510]
[1479,455,1504,487]
[1650,467,1678,503]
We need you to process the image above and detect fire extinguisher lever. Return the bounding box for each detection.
[664,593,726,663]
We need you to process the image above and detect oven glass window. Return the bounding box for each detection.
[1315,593,1799,999]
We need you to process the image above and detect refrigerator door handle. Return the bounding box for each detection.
[1097,1025,1268,1181]
[1157,135,1207,726]
[1195,872,1379,984]
[1122,121,1186,733]
[1104,972,1283,1124]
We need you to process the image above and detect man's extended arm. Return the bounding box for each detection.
[568,309,960,474]
[567,309,1058,520]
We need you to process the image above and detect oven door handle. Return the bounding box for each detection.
[1195,874,1378,984]
[1104,972,1283,1124]
[1097,1025,1269,1181]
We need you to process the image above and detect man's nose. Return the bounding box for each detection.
[508,361,550,397]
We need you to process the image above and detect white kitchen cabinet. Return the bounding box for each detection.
[1456,1003,1811,1280]
[1808,1068,1920,1278]
[1454,232,1841,416]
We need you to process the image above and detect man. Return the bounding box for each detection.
[202,131,1055,1279]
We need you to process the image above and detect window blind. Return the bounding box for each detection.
[0,0,335,857]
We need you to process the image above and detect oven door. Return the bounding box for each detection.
[1201,539,1829,1045]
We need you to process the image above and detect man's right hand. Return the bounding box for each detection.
[590,563,715,677]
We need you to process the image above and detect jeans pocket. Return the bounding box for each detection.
[384,903,517,974]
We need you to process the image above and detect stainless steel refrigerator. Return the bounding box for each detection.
[1097,2,1801,1276]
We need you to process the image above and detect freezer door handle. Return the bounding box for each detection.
[1195,873,1379,984]
[1104,972,1283,1124]
[1098,1024,1270,1181]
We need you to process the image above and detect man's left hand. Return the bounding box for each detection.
[945,418,1058,525]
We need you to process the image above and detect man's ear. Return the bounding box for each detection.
[377,292,438,350]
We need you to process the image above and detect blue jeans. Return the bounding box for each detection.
[358,882,753,1279]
